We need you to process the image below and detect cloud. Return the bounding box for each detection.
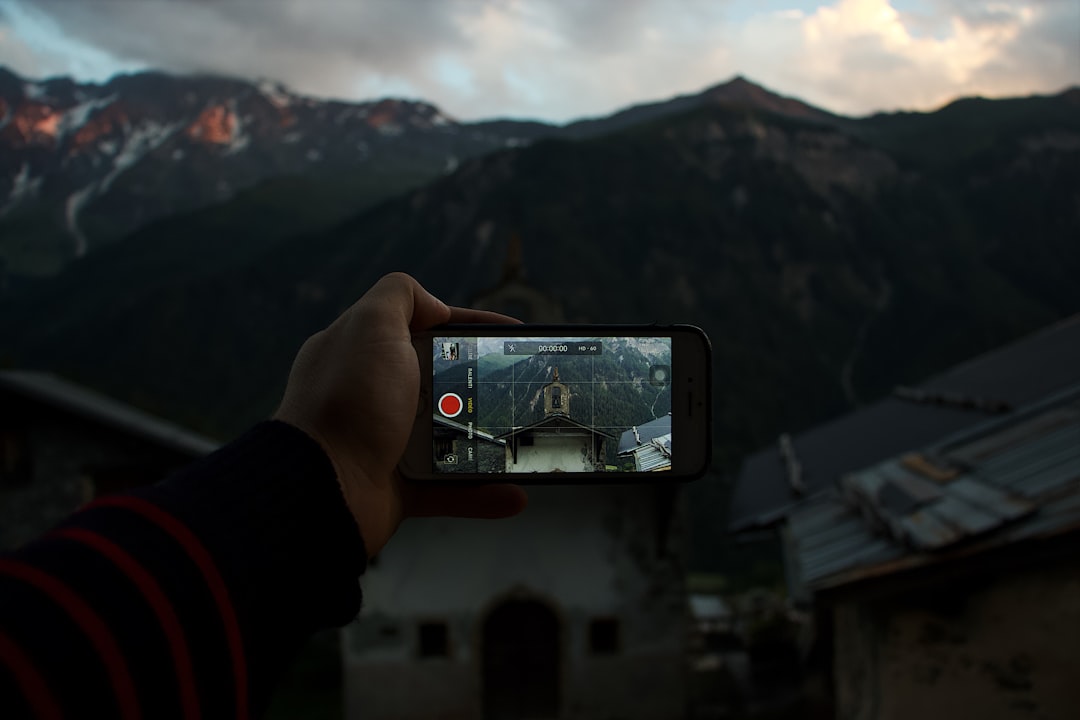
[2,0,1077,121]
[734,0,1079,115]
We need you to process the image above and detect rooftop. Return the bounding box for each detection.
[730,314,1080,532]
[783,384,1080,601]
[0,370,219,457]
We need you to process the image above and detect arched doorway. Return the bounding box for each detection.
[482,598,560,719]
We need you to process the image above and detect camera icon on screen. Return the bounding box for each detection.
[443,454,458,465]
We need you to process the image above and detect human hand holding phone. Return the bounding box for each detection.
[274,273,528,559]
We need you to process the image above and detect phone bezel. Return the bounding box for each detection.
[399,324,712,483]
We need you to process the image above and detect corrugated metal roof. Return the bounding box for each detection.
[784,393,1080,595]
[732,314,1080,532]
[617,413,672,454]
[625,435,672,472]
[0,370,218,457]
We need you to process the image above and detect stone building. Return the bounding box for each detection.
[343,484,687,720]
[497,368,613,474]
[729,315,1080,719]
[784,382,1080,719]
[0,370,217,549]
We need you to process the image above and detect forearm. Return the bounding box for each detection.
[0,421,366,719]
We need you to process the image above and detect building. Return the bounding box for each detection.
[727,316,1080,719]
[343,484,688,720]
[0,370,217,549]
[730,315,1080,534]
[785,383,1080,719]
[497,368,614,474]
[618,413,673,472]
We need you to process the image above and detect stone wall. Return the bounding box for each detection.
[833,555,1080,720]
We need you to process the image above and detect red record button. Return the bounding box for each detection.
[438,392,464,418]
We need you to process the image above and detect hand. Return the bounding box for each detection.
[274,272,528,557]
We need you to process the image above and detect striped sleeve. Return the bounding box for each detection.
[0,421,367,719]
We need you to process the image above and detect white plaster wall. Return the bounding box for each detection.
[344,484,688,720]
[507,435,592,473]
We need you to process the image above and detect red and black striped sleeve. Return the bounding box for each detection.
[0,421,367,719]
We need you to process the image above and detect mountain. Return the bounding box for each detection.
[0,67,546,275]
[0,68,842,282]
[4,85,1077,450]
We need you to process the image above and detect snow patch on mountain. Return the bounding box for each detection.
[59,95,117,140]
[102,120,182,192]
[258,79,293,110]
[65,186,95,257]
[23,83,48,101]
[63,120,181,253]
[1,163,43,215]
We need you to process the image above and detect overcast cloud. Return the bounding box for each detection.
[0,0,1076,121]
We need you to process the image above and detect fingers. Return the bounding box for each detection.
[358,272,452,332]
[448,307,523,325]
[403,484,529,519]
[356,273,522,332]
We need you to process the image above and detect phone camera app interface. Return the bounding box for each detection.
[431,336,673,474]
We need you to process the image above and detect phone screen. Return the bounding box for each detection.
[430,335,674,474]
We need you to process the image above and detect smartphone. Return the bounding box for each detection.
[399,324,711,482]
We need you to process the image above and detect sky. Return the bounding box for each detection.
[0,0,1076,122]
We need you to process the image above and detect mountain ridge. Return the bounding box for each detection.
[4,88,1076,449]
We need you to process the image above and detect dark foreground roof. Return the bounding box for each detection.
[783,384,1080,601]
[730,315,1080,532]
[0,370,219,457]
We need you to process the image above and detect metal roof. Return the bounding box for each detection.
[732,314,1080,532]
[617,413,672,454]
[0,370,219,457]
[783,388,1080,599]
[624,435,673,472]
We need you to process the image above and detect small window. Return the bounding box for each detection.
[589,618,620,655]
[551,387,562,408]
[419,621,449,658]
[520,435,534,447]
